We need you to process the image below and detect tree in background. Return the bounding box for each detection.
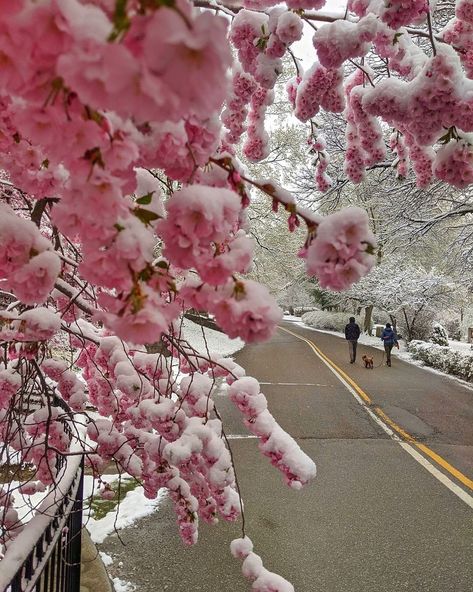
[330,257,467,341]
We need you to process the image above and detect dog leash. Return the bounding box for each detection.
[374,350,385,368]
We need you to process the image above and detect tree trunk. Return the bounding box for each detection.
[389,314,398,333]
[401,308,411,341]
[363,305,373,335]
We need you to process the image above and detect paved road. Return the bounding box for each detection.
[101,321,473,591]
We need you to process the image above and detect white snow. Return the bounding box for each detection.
[100,551,114,566]
[113,577,136,592]
[85,485,167,544]
[181,318,244,356]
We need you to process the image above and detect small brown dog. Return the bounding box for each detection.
[362,354,374,369]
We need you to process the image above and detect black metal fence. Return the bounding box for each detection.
[0,419,84,592]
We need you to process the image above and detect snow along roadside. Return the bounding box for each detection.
[291,319,473,393]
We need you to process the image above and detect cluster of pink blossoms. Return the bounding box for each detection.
[433,136,473,188]
[373,23,427,80]
[343,70,366,183]
[389,132,410,179]
[229,377,316,489]
[443,0,473,78]
[229,8,307,163]
[294,63,345,123]
[349,85,387,168]
[157,185,250,284]
[312,15,379,69]
[362,45,473,185]
[223,66,258,145]
[303,207,376,291]
[363,46,473,146]
[243,86,274,162]
[0,204,61,305]
[380,0,429,29]
[308,133,333,193]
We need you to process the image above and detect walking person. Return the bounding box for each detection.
[381,323,398,367]
[344,316,361,364]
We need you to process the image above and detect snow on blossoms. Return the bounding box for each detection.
[362,44,473,149]
[156,184,260,313]
[0,203,61,305]
[228,377,316,488]
[303,207,376,291]
[294,62,345,123]
[231,537,295,592]
[312,15,379,69]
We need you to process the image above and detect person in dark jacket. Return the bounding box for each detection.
[344,317,361,364]
[381,323,398,367]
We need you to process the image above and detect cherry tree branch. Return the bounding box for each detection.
[209,156,321,230]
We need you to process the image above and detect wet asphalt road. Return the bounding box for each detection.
[100,321,473,592]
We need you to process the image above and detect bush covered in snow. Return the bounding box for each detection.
[302,310,361,333]
[430,323,449,346]
[407,340,473,382]
[293,306,320,317]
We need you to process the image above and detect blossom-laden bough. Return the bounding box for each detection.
[0,0,470,588]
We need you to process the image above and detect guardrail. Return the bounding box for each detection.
[0,418,85,592]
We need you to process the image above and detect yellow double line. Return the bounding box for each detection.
[279,325,473,493]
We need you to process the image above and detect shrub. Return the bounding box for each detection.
[430,323,449,346]
[407,340,473,382]
[302,310,362,333]
[293,306,320,316]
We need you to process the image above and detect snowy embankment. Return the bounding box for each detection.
[407,340,473,382]
[292,314,473,388]
[180,317,244,357]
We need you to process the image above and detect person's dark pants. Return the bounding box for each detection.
[384,343,394,366]
[348,340,358,363]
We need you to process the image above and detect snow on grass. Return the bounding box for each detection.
[85,483,167,544]
[283,315,302,322]
[447,339,473,353]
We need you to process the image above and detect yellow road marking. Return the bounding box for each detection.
[279,325,473,492]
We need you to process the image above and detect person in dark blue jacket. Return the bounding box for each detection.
[381,323,398,367]
[344,316,361,364]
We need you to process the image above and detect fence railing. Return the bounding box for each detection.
[0,435,84,592]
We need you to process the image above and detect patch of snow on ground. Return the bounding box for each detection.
[113,577,136,592]
[283,315,302,322]
[448,339,473,353]
[86,486,167,544]
[181,318,244,357]
[100,551,114,566]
